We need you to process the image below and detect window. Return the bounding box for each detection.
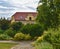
[29,17,32,20]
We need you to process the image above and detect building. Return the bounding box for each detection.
[11,12,37,24]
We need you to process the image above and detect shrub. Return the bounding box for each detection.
[33,36,38,40]
[0,34,11,40]
[10,22,23,31]
[14,33,25,40]
[20,24,31,34]
[34,42,53,49]
[4,28,16,37]
[24,34,31,40]
[0,29,4,34]
[21,24,43,37]
[44,28,60,44]
[43,28,60,49]
[36,36,44,42]
[14,33,32,41]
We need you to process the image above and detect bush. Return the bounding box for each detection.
[14,33,25,40]
[24,34,31,40]
[0,29,4,34]
[4,28,16,37]
[21,24,43,37]
[0,34,11,40]
[43,28,60,49]
[10,22,23,31]
[34,42,53,49]
[36,36,44,42]
[44,28,60,44]
[14,33,32,41]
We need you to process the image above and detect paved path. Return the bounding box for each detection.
[0,40,19,43]
[11,41,35,49]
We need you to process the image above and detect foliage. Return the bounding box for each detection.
[0,18,10,30]
[14,33,25,40]
[33,42,53,49]
[37,0,60,30]
[44,28,60,44]
[4,28,16,37]
[10,22,23,31]
[21,24,43,37]
[0,34,11,40]
[36,36,43,42]
[43,28,60,49]
[24,34,31,40]
[0,29,4,34]
[14,33,32,41]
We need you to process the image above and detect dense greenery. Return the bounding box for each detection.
[10,22,23,31]
[14,33,31,41]
[21,24,43,37]
[37,0,60,30]
[0,1,60,49]
[0,18,10,30]
[0,34,10,40]
[4,28,16,37]
[32,0,60,49]
[0,18,43,40]
[43,28,60,49]
[32,41,53,49]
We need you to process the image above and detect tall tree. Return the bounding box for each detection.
[37,0,60,30]
[0,18,10,30]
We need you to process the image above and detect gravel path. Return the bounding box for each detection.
[11,41,35,49]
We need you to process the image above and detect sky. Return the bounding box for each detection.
[0,0,39,18]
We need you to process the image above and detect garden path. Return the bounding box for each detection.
[11,41,35,49]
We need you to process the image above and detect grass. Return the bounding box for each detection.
[0,43,17,49]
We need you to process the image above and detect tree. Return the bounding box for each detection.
[37,0,60,30]
[0,18,10,30]
[10,22,23,31]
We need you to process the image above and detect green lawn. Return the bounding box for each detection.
[0,43,17,49]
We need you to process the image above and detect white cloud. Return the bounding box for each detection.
[0,0,39,18]
[0,5,7,8]
[5,0,39,9]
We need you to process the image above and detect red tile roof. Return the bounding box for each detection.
[12,12,37,21]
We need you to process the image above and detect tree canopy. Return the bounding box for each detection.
[37,0,60,30]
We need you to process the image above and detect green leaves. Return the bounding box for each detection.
[37,0,60,30]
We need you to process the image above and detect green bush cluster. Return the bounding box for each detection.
[35,42,53,49]
[44,29,60,43]
[21,24,43,37]
[4,28,16,37]
[0,19,43,40]
[43,28,60,49]
[14,33,31,41]
[32,28,60,49]
[0,23,43,40]
[10,22,23,31]
[0,18,44,40]
[0,34,11,40]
